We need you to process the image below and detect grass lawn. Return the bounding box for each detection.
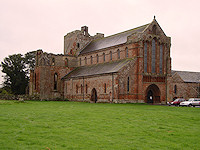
[0,100,200,150]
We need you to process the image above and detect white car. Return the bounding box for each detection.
[180,98,200,107]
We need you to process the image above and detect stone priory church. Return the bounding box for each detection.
[29,18,200,103]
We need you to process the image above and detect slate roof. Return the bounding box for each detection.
[80,24,149,55]
[173,70,200,83]
[63,58,134,79]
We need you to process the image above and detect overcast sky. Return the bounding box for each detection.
[0,0,200,86]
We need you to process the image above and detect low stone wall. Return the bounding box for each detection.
[0,94,40,101]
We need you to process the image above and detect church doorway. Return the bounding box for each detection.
[145,84,161,104]
[91,88,97,103]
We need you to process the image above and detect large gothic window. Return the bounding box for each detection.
[144,42,147,73]
[160,45,163,73]
[54,73,58,90]
[152,39,156,73]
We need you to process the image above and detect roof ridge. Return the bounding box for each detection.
[103,23,150,39]
[173,70,200,73]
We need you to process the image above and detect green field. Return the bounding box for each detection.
[0,100,200,150]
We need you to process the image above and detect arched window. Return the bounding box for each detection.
[81,84,83,94]
[152,39,156,73]
[174,85,177,94]
[110,51,112,60]
[159,45,163,73]
[91,56,93,64]
[117,49,120,59]
[52,58,55,65]
[127,77,130,93]
[34,73,37,90]
[86,84,88,94]
[85,57,87,65]
[96,54,99,63]
[79,58,81,66]
[65,58,68,67]
[144,42,147,73]
[103,53,105,62]
[54,73,58,90]
[125,47,128,58]
[76,85,78,94]
[104,83,106,93]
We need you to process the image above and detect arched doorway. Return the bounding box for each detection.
[91,88,97,103]
[145,84,161,104]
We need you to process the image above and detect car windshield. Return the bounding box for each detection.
[174,99,179,102]
[188,99,194,101]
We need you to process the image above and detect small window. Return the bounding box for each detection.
[103,53,105,62]
[91,56,93,64]
[77,43,80,48]
[125,47,128,58]
[104,83,106,93]
[117,49,120,59]
[127,77,130,93]
[85,57,87,65]
[110,51,112,60]
[96,54,99,63]
[54,73,58,90]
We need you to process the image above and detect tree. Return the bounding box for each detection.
[24,51,36,71]
[1,54,28,95]
[1,51,36,95]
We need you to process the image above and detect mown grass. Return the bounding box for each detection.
[0,100,200,150]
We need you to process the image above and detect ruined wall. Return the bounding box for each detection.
[29,50,73,100]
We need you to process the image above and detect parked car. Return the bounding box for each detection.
[167,98,185,106]
[179,98,200,107]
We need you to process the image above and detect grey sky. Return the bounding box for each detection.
[0,0,200,86]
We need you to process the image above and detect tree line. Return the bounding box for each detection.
[0,51,36,95]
